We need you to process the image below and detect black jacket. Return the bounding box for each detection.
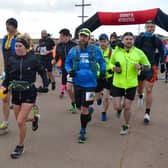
[135,34,165,66]
[3,53,48,88]
[56,40,77,66]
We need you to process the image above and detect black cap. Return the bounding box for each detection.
[6,18,18,28]
[99,33,109,40]
[59,28,70,36]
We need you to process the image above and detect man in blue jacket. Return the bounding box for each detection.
[65,28,106,143]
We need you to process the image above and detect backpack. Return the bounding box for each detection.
[72,45,97,72]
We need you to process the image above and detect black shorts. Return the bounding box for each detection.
[40,56,53,72]
[111,85,136,101]
[138,68,153,81]
[12,86,37,105]
[95,77,113,92]
[74,85,95,108]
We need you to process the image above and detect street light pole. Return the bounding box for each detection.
[75,0,91,24]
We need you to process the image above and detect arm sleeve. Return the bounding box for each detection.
[35,56,49,87]
[2,58,12,87]
[134,36,142,49]
[157,39,165,63]
[55,44,61,62]
[2,71,10,88]
[96,47,106,73]
[139,50,151,67]
[65,48,74,73]
[109,48,117,71]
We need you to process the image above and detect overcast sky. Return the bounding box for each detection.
[0,0,168,38]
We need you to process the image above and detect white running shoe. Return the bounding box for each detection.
[144,113,150,124]
[120,124,129,135]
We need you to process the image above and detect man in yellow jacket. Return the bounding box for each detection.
[110,32,150,135]
[95,33,113,121]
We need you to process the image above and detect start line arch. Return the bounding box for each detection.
[74,8,168,38]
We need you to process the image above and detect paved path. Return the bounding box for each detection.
[0,77,168,168]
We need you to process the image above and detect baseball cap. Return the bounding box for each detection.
[59,28,71,36]
[99,33,109,40]
[79,28,91,37]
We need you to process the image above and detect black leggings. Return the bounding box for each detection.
[61,67,67,85]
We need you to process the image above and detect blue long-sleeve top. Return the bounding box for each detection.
[65,45,106,88]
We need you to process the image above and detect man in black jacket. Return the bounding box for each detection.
[56,28,77,113]
[135,20,165,124]
[39,30,56,90]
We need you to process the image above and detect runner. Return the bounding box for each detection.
[65,28,106,143]
[110,32,150,135]
[110,32,120,49]
[95,33,113,121]
[135,20,165,124]
[56,28,77,113]
[1,34,49,159]
[38,29,56,90]
[0,18,20,134]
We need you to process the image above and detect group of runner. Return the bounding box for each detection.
[0,17,167,158]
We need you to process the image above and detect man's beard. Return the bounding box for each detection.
[79,41,88,50]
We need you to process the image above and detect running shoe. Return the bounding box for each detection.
[0,122,8,135]
[59,91,64,98]
[69,103,77,114]
[32,114,40,131]
[11,145,24,159]
[101,112,107,121]
[144,113,150,124]
[78,132,87,143]
[120,124,129,135]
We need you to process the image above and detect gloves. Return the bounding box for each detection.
[3,88,8,94]
[69,70,76,77]
[140,65,150,71]
[114,62,121,73]
[37,86,48,93]
[99,72,106,79]
[108,69,113,74]
[160,63,165,73]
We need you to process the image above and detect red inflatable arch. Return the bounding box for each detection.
[75,8,168,38]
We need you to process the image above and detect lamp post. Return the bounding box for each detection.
[75,0,91,24]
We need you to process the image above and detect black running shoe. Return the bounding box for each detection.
[78,132,87,143]
[11,145,24,159]
[32,115,40,131]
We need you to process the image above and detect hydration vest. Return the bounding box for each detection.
[72,45,97,72]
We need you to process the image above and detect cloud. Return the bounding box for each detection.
[0,0,167,38]
[0,0,79,13]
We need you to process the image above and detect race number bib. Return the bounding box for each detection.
[86,92,95,101]
[40,46,47,55]
[67,74,73,82]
